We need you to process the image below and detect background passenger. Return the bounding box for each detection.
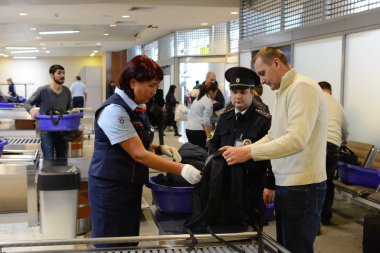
[318,81,349,227]
[70,75,87,108]
[106,80,116,99]
[252,84,270,113]
[7,78,16,98]
[24,64,72,160]
[186,83,218,148]
[146,87,165,145]
[164,85,181,136]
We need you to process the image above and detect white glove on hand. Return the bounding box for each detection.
[160,145,182,162]
[181,164,202,184]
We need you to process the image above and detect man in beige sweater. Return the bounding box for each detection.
[221,47,327,253]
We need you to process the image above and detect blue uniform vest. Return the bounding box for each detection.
[89,94,153,183]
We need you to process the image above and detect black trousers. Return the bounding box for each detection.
[321,142,339,224]
[73,96,84,108]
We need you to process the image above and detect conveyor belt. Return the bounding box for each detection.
[7,137,41,145]
[4,137,40,151]
[89,244,260,253]
[0,233,291,253]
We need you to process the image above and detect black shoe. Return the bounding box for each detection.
[174,133,182,137]
[321,218,331,226]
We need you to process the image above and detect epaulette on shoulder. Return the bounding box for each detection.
[221,108,234,115]
[255,109,271,119]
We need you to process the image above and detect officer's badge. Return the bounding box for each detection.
[243,139,252,145]
[118,116,125,124]
[236,77,240,83]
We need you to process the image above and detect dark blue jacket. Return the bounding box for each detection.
[89,94,154,183]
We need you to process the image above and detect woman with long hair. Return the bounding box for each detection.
[185,82,218,148]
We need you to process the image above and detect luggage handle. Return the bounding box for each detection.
[48,109,64,126]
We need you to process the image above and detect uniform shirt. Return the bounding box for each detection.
[249,69,328,186]
[9,83,16,97]
[323,92,349,147]
[24,84,72,114]
[97,87,139,145]
[70,81,87,97]
[186,95,213,131]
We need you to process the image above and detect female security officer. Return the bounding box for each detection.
[88,55,201,248]
[208,67,275,224]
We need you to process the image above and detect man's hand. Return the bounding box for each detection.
[160,145,182,162]
[263,188,275,205]
[181,164,202,184]
[219,145,251,165]
[30,108,39,118]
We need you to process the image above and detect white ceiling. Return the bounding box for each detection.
[0,0,239,58]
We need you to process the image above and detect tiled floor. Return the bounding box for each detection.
[0,124,377,252]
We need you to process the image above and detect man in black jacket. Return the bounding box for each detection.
[190,72,225,112]
[208,66,275,223]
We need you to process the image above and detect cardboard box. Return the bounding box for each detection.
[15,119,35,130]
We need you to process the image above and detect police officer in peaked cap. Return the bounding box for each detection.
[225,66,261,89]
[208,66,275,226]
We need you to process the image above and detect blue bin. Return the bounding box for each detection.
[35,113,83,132]
[339,163,380,188]
[148,176,193,214]
[0,102,15,108]
[0,139,8,157]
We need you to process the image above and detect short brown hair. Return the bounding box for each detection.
[118,55,163,99]
[254,84,263,96]
[253,47,289,66]
[318,81,332,91]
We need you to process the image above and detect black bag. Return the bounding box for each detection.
[164,142,209,187]
[184,151,261,253]
[363,214,380,253]
[338,145,359,165]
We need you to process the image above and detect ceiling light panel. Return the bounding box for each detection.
[10,50,39,54]
[6,47,37,50]
[39,30,80,35]
[13,56,37,59]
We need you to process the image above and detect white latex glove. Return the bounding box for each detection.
[30,108,39,119]
[160,145,182,162]
[181,164,202,184]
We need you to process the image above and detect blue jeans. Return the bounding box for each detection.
[40,132,68,160]
[275,181,326,253]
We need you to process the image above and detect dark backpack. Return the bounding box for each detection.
[184,151,261,253]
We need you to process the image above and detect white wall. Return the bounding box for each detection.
[344,29,380,145]
[0,56,103,98]
[79,66,102,109]
[239,51,251,68]
[294,36,343,101]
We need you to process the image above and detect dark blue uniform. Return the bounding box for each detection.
[88,93,153,247]
[208,102,275,223]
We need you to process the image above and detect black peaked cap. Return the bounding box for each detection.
[225,66,260,88]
